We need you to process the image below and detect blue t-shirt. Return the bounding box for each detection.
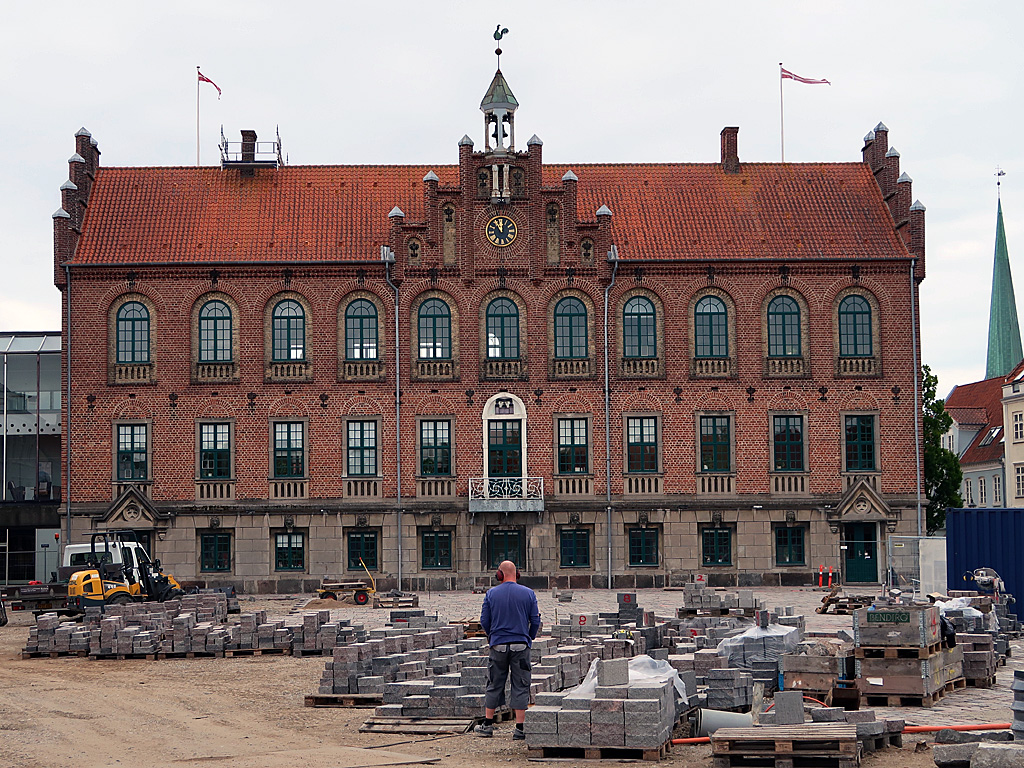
[480,581,541,646]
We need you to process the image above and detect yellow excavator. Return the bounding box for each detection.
[65,532,184,611]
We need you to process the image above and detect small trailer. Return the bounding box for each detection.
[317,558,376,605]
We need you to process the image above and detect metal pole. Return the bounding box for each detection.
[603,250,619,589]
[383,256,402,587]
[2,354,7,503]
[196,67,201,166]
[779,63,785,163]
[911,258,923,536]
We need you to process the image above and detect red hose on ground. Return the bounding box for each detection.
[670,722,1012,746]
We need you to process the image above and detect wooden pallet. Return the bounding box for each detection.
[359,717,475,735]
[855,642,943,660]
[290,647,336,658]
[859,677,965,708]
[712,724,859,768]
[965,675,997,688]
[861,732,902,753]
[373,595,419,609]
[21,650,88,659]
[304,693,383,708]
[223,647,291,658]
[527,739,671,762]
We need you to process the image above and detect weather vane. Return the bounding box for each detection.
[996,166,1006,199]
[494,25,508,68]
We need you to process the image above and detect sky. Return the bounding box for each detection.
[1,1,1021,398]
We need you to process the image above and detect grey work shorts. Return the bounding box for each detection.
[485,643,531,710]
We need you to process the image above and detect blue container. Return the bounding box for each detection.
[946,507,1024,616]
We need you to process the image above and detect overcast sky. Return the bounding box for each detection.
[1,2,1020,397]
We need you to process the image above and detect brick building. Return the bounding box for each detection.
[53,65,926,592]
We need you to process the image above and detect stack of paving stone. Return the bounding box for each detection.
[705,667,754,711]
[288,611,365,653]
[1013,669,1024,741]
[760,703,904,754]
[781,639,853,697]
[957,633,998,685]
[679,586,765,615]
[24,614,91,654]
[524,658,682,750]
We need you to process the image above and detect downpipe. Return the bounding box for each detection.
[383,249,402,587]
[602,247,619,589]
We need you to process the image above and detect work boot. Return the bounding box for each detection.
[474,723,494,737]
[512,726,525,740]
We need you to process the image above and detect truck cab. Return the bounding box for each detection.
[58,533,154,586]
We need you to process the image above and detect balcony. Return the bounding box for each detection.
[414,360,456,380]
[837,356,879,377]
[469,476,544,514]
[691,357,734,378]
[269,479,307,500]
[551,358,592,379]
[344,477,381,499]
[620,358,663,378]
[764,357,807,377]
[417,477,456,499]
[113,363,154,384]
[483,359,526,381]
[697,474,734,496]
[771,473,809,496]
[553,475,593,498]
[195,480,235,502]
[624,474,662,496]
[193,361,239,383]
[265,361,312,383]
[343,360,385,382]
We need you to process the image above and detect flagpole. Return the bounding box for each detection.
[779,62,785,163]
[196,66,201,166]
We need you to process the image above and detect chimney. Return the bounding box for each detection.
[894,172,913,227]
[241,130,257,163]
[909,199,926,279]
[871,122,888,173]
[883,146,900,199]
[721,127,740,174]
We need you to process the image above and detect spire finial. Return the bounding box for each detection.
[997,166,1006,200]
[493,25,508,68]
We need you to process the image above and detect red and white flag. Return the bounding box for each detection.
[781,67,830,85]
[197,69,222,98]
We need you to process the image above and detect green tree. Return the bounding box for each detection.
[922,365,963,533]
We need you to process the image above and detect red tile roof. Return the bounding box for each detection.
[946,376,1010,466]
[72,161,910,265]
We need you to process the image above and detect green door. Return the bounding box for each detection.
[488,420,522,477]
[844,522,877,583]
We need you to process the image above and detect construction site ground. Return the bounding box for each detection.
[1,586,1018,767]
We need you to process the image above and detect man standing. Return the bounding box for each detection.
[474,560,541,739]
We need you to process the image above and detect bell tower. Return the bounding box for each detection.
[479,29,519,203]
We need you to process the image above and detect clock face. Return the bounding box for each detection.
[486,215,518,247]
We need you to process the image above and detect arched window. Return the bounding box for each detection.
[623,296,656,358]
[418,298,451,359]
[345,299,378,360]
[116,302,150,364]
[767,296,801,357]
[271,300,305,361]
[694,296,727,358]
[838,295,872,357]
[199,300,233,362]
[554,297,588,359]
[486,298,519,359]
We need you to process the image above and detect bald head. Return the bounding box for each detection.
[498,561,518,582]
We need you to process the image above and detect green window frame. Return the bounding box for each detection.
[699,415,731,472]
[347,421,378,476]
[772,415,804,472]
[775,526,806,566]
[623,296,656,358]
[273,422,305,478]
[560,528,591,568]
[347,531,378,571]
[838,295,872,357]
[199,300,233,362]
[200,532,231,572]
[554,297,588,359]
[421,530,452,569]
[702,528,732,566]
[116,301,150,364]
[199,423,231,479]
[626,416,658,473]
[767,295,801,357]
[845,414,876,472]
[418,298,451,359]
[628,527,659,566]
[486,297,520,359]
[345,299,378,360]
[488,529,522,569]
[271,299,305,361]
[694,295,728,358]
[419,420,452,476]
[117,424,148,481]
[557,418,589,474]
[274,532,304,571]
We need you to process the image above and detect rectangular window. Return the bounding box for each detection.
[1015,413,1024,442]
[488,529,522,569]
[421,531,452,569]
[557,418,589,474]
[628,527,658,566]
[964,479,973,506]
[348,421,378,476]
[775,526,805,566]
[979,477,987,506]
[994,475,1002,505]
[560,528,590,568]
[199,423,231,479]
[200,532,231,572]
[1017,467,1024,499]
[419,420,451,476]
[116,424,148,481]
[844,415,876,472]
[348,531,378,571]
[700,415,731,472]
[274,532,304,571]
[702,528,732,566]
[273,422,304,478]
[772,415,804,472]
[626,416,658,473]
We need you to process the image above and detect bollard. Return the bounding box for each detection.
[818,565,824,588]
[828,567,833,588]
